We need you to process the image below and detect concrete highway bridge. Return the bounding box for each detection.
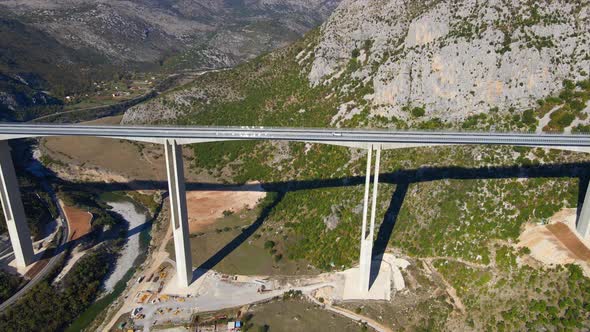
[2,123,590,292]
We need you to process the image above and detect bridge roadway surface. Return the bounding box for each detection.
[2,123,590,147]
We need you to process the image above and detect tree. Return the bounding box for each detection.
[411,107,426,117]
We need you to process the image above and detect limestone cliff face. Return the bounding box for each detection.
[308,0,590,121]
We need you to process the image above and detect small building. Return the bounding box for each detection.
[227,321,242,331]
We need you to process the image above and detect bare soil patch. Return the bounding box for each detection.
[186,183,266,233]
[62,204,92,241]
[518,208,590,275]
[547,222,590,261]
[24,257,49,279]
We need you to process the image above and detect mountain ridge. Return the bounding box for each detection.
[122,0,590,132]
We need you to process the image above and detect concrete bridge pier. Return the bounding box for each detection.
[0,140,34,268]
[577,181,590,239]
[164,139,193,287]
[359,144,381,292]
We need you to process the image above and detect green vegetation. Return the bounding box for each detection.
[276,186,376,270]
[123,190,160,216]
[245,297,362,332]
[66,266,136,332]
[58,187,119,229]
[432,249,590,330]
[392,176,576,263]
[544,79,590,132]
[410,106,425,117]
[0,248,112,331]
[0,271,23,303]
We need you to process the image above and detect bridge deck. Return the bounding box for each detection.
[1,124,590,147]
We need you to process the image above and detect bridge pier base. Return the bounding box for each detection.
[0,140,34,268]
[577,181,590,239]
[165,139,193,288]
[359,144,381,292]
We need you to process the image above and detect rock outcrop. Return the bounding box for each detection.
[308,0,590,121]
[123,0,589,128]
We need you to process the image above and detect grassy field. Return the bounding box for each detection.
[40,115,169,182]
[192,296,368,332]
[247,298,366,332]
[39,115,214,184]
[168,196,319,276]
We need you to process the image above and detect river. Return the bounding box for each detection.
[102,200,148,292]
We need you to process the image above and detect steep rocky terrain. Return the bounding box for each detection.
[0,0,340,120]
[124,0,589,130]
[0,0,339,69]
[309,0,590,122]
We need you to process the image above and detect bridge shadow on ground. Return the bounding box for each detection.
[191,192,285,282]
[33,162,590,284]
[64,162,590,193]
[369,181,409,288]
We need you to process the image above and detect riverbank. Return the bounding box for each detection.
[66,192,156,332]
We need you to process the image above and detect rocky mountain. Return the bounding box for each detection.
[308,0,590,123]
[0,0,340,121]
[124,0,589,132]
[0,0,340,70]
[0,73,63,121]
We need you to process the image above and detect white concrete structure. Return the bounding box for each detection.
[578,186,590,239]
[0,141,34,267]
[164,139,193,288]
[2,124,590,290]
[358,144,381,291]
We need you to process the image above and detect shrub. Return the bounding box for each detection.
[563,79,576,90]
[264,240,276,249]
[411,106,426,117]
[521,109,537,125]
[569,99,586,112]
